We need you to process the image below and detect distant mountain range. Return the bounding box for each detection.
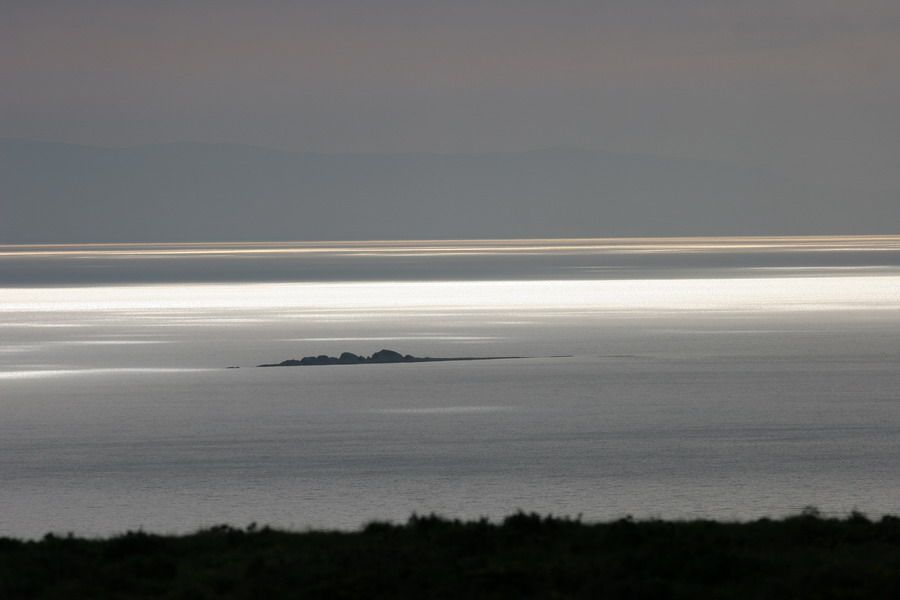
[1,139,896,243]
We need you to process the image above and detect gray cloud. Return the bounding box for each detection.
[2,1,899,192]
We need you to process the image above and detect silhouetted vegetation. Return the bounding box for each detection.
[2,511,899,598]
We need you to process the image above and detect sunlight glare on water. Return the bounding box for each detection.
[2,276,900,315]
[1,237,899,537]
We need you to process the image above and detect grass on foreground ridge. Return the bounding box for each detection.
[1,510,899,599]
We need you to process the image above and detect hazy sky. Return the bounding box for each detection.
[3,1,899,191]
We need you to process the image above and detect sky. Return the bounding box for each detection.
[2,0,899,192]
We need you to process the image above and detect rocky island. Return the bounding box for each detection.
[258,348,521,367]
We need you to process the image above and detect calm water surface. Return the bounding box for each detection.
[1,237,899,537]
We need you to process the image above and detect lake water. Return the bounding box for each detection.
[1,237,899,538]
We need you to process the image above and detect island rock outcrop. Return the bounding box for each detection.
[257,349,520,367]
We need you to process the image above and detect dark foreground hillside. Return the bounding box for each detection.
[2,512,899,599]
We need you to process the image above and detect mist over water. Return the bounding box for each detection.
[1,237,899,538]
